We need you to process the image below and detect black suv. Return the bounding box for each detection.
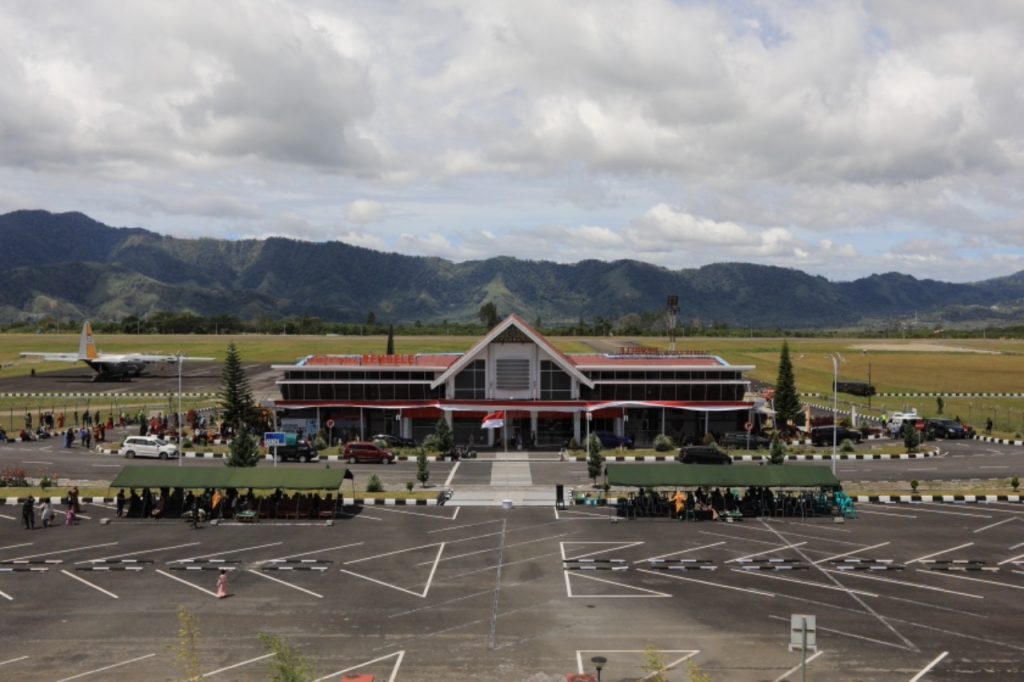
[721,432,772,449]
[272,442,319,463]
[927,419,967,439]
[810,426,862,447]
[677,446,733,465]
[372,433,417,448]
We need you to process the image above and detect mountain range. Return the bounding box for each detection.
[2,210,1023,329]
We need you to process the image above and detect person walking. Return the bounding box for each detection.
[115,489,125,518]
[38,499,55,528]
[216,568,229,598]
[22,495,35,530]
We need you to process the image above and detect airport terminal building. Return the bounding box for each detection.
[270,314,755,448]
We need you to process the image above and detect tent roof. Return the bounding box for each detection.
[606,463,840,489]
[109,466,349,490]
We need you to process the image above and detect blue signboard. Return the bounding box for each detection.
[264,431,287,447]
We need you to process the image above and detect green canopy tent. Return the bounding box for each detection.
[110,466,349,491]
[605,463,840,489]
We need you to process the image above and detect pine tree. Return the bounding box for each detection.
[433,417,453,454]
[586,433,603,483]
[226,427,260,467]
[416,449,430,487]
[219,342,255,432]
[386,325,395,355]
[773,341,801,430]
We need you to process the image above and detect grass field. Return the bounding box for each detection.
[2,332,1022,432]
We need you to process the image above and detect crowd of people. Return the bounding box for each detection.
[617,486,836,520]
[19,486,82,529]
[112,487,340,522]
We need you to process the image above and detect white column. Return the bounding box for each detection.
[573,411,581,444]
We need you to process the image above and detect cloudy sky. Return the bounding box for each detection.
[3,0,1024,282]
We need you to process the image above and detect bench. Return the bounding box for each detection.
[236,510,258,523]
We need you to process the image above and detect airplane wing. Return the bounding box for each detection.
[120,354,216,363]
[19,352,81,362]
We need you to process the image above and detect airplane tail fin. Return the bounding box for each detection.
[78,321,98,360]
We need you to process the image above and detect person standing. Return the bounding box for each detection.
[216,568,229,598]
[115,489,126,518]
[38,499,55,528]
[22,495,35,529]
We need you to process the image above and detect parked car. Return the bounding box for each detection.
[343,441,396,464]
[927,419,967,439]
[372,433,417,448]
[721,432,772,449]
[119,436,179,460]
[677,446,733,465]
[272,441,319,463]
[809,426,862,447]
[594,431,635,449]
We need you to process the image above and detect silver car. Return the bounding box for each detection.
[119,436,179,459]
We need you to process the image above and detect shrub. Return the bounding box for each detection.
[701,432,716,446]
[840,438,856,453]
[911,479,919,492]
[769,436,786,465]
[39,472,57,489]
[421,434,441,452]
[568,437,579,451]
[366,474,384,493]
[653,434,674,452]
[586,433,603,483]
[432,417,453,453]
[314,435,328,451]
[902,423,920,453]
[1012,476,1019,492]
[0,468,28,487]
[406,481,414,493]
[416,449,430,488]
[372,437,389,449]
[225,428,261,467]
[182,438,193,448]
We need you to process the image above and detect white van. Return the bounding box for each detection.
[888,410,919,431]
[119,436,179,459]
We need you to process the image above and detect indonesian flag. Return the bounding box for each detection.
[481,411,505,429]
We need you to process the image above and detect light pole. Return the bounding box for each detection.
[590,655,607,682]
[177,352,183,467]
[830,354,840,476]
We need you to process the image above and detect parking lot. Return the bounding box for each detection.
[3,497,1024,681]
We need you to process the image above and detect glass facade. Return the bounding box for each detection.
[540,360,572,399]
[453,360,486,399]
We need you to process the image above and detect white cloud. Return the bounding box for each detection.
[0,0,1023,283]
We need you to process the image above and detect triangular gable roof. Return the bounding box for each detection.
[431,313,593,389]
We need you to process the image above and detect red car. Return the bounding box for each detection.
[343,441,396,464]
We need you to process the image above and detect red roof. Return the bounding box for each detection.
[303,354,457,368]
[568,354,723,367]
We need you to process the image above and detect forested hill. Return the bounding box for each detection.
[2,209,1023,328]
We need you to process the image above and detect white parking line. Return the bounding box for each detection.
[247,569,323,598]
[0,514,15,520]
[768,615,908,650]
[980,466,1009,469]
[201,653,275,677]
[75,541,201,564]
[856,508,918,519]
[823,569,983,599]
[155,569,219,597]
[344,540,443,565]
[0,542,32,552]
[22,460,52,464]
[903,506,991,519]
[0,656,28,667]
[428,519,502,534]
[726,542,807,564]
[313,650,405,682]
[918,569,1024,591]
[60,569,118,599]
[172,541,283,563]
[974,517,1017,534]
[257,542,364,564]
[9,542,118,562]
[735,569,879,597]
[812,542,891,565]
[907,542,973,564]
[416,533,570,565]
[636,541,726,564]
[0,590,12,601]
[444,461,460,487]
[997,551,1024,565]
[56,653,155,682]
[368,506,457,520]
[638,567,775,597]
[773,650,824,682]
[908,651,948,682]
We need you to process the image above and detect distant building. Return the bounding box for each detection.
[271,314,754,447]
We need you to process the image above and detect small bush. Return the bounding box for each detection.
[840,438,856,453]
[372,437,388,448]
[1012,476,1019,492]
[701,432,716,446]
[421,434,441,452]
[0,468,28,487]
[314,435,328,451]
[568,437,579,450]
[911,479,919,492]
[406,481,414,493]
[366,474,384,493]
[182,438,193,448]
[653,434,674,452]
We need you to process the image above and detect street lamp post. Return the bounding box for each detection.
[177,352,183,467]
[590,655,607,682]
[830,354,839,476]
